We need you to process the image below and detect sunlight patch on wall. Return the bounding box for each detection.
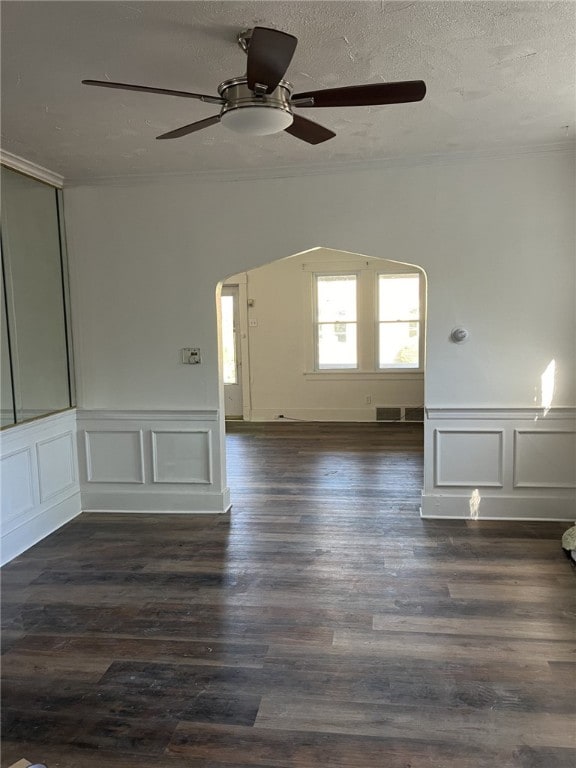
[539,359,556,418]
[469,488,481,519]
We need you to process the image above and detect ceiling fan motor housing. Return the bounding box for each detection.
[218,77,294,134]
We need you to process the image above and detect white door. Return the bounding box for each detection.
[221,286,243,418]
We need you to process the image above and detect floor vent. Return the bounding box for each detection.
[375,406,424,422]
[375,407,402,422]
[405,407,424,422]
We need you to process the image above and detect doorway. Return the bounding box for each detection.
[220,285,243,418]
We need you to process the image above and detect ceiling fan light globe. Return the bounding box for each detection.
[220,106,293,135]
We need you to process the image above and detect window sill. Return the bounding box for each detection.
[303,371,424,381]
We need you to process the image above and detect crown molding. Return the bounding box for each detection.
[64,141,575,188]
[0,150,64,188]
[2,142,572,189]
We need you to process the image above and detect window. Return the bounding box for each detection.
[378,274,420,369]
[315,274,357,369]
[310,265,423,374]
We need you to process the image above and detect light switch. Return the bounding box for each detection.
[181,347,201,364]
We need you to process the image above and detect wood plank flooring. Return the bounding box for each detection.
[1,422,575,768]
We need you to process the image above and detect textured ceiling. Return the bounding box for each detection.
[1,1,574,180]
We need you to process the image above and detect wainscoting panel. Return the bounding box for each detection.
[514,430,576,489]
[85,430,144,483]
[0,410,81,565]
[1,447,35,523]
[77,410,229,513]
[37,431,77,502]
[151,430,212,484]
[434,430,503,487]
[422,408,576,520]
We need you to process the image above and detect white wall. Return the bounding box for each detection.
[64,150,576,519]
[65,151,575,411]
[225,249,425,421]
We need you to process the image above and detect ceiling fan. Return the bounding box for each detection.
[83,26,426,145]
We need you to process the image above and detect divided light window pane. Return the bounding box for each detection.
[316,274,357,369]
[378,274,420,369]
[378,274,420,321]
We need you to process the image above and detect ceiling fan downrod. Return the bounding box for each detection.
[237,28,253,54]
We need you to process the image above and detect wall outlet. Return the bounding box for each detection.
[249,319,258,327]
[365,395,372,405]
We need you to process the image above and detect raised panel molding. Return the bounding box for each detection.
[84,430,145,483]
[36,431,77,502]
[514,430,576,489]
[434,429,504,488]
[0,447,35,522]
[151,430,212,484]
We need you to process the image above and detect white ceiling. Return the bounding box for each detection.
[1,1,574,180]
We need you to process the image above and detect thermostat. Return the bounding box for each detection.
[181,347,201,364]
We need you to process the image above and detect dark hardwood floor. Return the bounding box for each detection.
[1,422,575,768]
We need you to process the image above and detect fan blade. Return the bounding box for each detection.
[292,80,426,108]
[156,115,221,140]
[82,80,223,104]
[284,114,335,145]
[246,27,297,94]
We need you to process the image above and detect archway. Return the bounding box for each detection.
[216,246,427,504]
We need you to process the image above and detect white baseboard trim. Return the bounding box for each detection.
[249,408,422,422]
[421,493,575,521]
[1,492,81,565]
[83,508,230,515]
[81,488,231,513]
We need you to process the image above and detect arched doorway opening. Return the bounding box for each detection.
[216,246,427,506]
[217,246,427,424]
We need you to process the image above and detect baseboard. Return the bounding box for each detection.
[81,487,231,513]
[249,408,417,422]
[421,493,575,521]
[83,508,230,515]
[1,492,81,565]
